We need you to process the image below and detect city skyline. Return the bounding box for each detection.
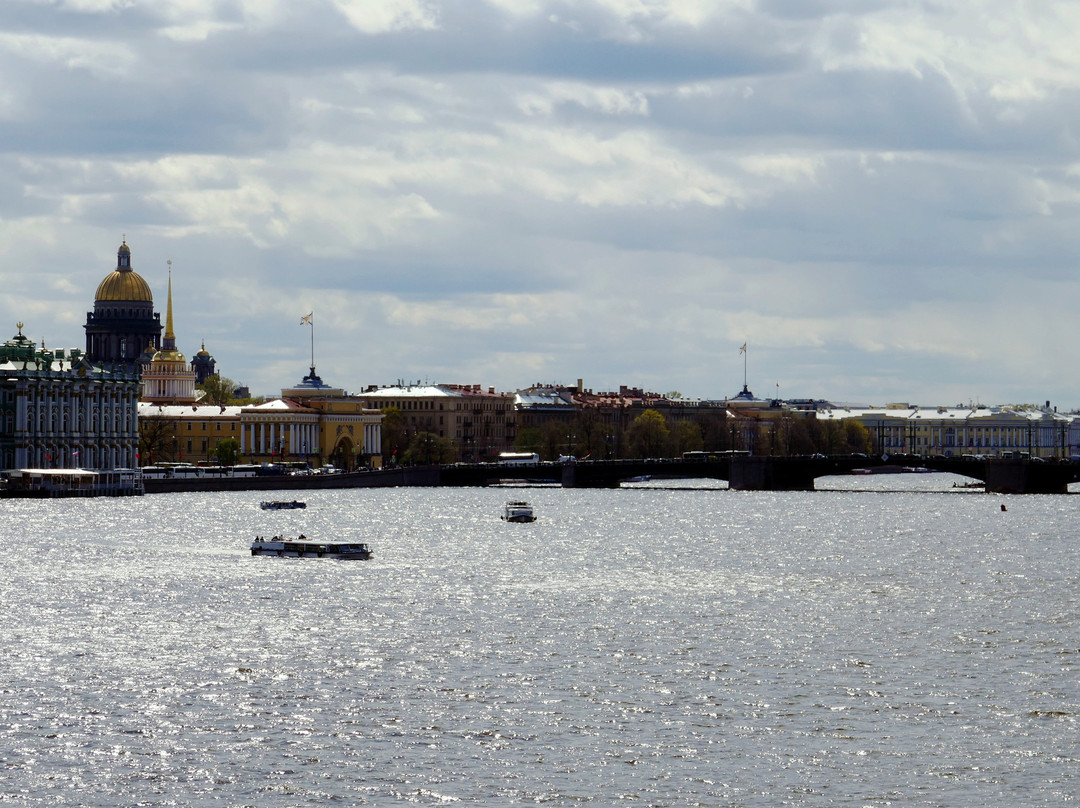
[2,2,1079,407]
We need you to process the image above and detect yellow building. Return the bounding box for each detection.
[239,368,383,469]
[137,402,242,465]
[138,367,384,469]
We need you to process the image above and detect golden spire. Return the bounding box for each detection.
[164,259,176,345]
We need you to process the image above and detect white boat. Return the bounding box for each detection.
[501,500,536,523]
[260,500,307,510]
[250,535,372,559]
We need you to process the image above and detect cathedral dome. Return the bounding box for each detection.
[95,241,153,302]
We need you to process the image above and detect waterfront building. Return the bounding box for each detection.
[815,403,1075,459]
[137,366,384,470]
[513,381,773,459]
[240,366,384,470]
[0,324,141,469]
[136,402,242,465]
[84,241,162,367]
[356,383,514,462]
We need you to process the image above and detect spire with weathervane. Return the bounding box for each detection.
[161,261,177,354]
[140,259,196,405]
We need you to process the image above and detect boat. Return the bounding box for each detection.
[260,500,307,510]
[501,500,536,523]
[250,535,372,559]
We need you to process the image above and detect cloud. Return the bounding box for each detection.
[1,0,1079,408]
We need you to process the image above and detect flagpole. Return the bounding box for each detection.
[310,311,315,371]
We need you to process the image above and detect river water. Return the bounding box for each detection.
[2,475,1077,806]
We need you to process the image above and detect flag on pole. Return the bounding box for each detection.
[300,312,312,325]
[740,342,747,354]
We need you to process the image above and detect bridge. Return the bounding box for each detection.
[438,454,1080,494]
[142,455,1080,495]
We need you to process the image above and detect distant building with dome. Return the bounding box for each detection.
[191,342,216,384]
[84,241,162,366]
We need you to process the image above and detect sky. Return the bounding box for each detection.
[2,0,1079,408]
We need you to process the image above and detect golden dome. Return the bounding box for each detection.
[95,240,153,302]
[95,269,154,302]
[151,348,187,363]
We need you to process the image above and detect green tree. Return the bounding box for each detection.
[673,420,704,455]
[538,421,571,461]
[197,374,238,407]
[572,408,605,459]
[214,437,240,465]
[402,431,455,465]
[627,409,670,458]
[380,407,407,464]
[843,420,872,453]
[515,427,542,455]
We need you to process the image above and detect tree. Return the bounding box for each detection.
[380,407,407,463]
[197,374,238,407]
[214,437,240,466]
[626,409,670,458]
[539,421,570,461]
[673,420,704,456]
[402,431,455,465]
[572,408,605,459]
[138,411,179,465]
[843,420,872,453]
[515,427,542,455]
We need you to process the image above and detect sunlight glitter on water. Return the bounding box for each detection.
[2,481,1078,805]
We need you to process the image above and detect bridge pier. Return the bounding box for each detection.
[560,464,620,488]
[729,456,816,491]
[984,461,1069,495]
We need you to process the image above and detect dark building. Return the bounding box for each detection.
[84,241,161,366]
[191,341,216,384]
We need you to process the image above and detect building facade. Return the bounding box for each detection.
[138,367,384,470]
[356,383,514,462]
[1,325,141,470]
[816,404,1075,459]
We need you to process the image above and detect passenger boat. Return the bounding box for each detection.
[501,500,536,523]
[260,500,307,510]
[250,535,372,559]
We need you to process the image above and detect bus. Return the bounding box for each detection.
[498,452,540,466]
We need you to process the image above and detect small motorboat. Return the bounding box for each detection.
[501,500,536,523]
[250,535,372,559]
[260,500,307,510]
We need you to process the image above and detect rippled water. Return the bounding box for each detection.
[3,475,1078,806]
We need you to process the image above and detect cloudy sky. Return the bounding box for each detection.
[2,1,1079,407]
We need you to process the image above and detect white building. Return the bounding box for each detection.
[816,403,1075,459]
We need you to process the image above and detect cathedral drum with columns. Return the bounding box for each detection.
[84,240,162,366]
